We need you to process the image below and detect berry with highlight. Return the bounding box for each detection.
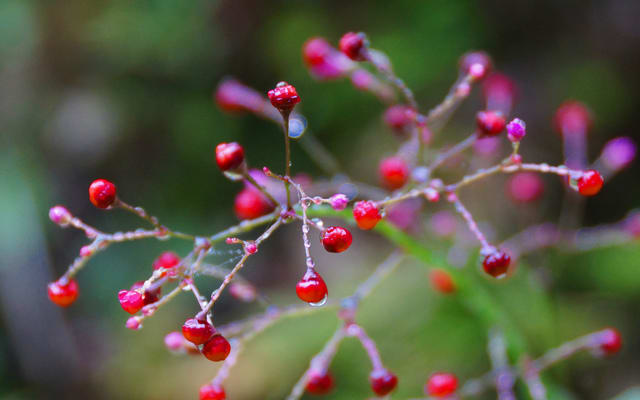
[353,200,382,230]
[321,226,353,253]
[88,179,117,209]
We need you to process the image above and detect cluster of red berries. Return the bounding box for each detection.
[182,318,231,362]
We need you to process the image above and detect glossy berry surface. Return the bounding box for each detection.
[379,156,410,190]
[182,318,215,345]
[202,334,231,362]
[482,251,511,278]
[369,369,398,396]
[267,82,300,112]
[296,269,328,304]
[353,200,382,230]
[476,111,506,136]
[234,188,275,220]
[303,37,331,66]
[152,251,181,278]
[577,169,603,196]
[118,290,144,314]
[199,384,226,400]
[429,269,456,294]
[215,142,245,171]
[598,328,622,355]
[88,179,117,208]
[321,226,353,253]
[47,279,79,307]
[130,281,160,305]
[306,371,334,395]
[426,372,458,397]
[339,32,366,61]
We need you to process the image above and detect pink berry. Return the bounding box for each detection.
[199,384,226,400]
[553,100,592,136]
[164,331,184,352]
[339,32,367,61]
[597,327,622,355]
[321,226,353,253]
[429,269,456,294]
[482,250,511,278]
[506,118,526,142]
[130,281,161,305]
[49,205,71,226]
[306,371,334,395]
[118,290,144,314]
[577,169,604,196]
[329,193,349,211]
[353,200,382,230]
[267,81,300,112]
[47,279,79,307]
[88,179,117,209]
[303,37,332,66]
[383,105,415,134]
[426,372,458,397]
[182,318,215,345]
[459,51,492,79]
[296,269,328,304]
[234,188,275,220]
[369,369,398,396]
[507,172,544,203]
[202,334,231,362]
[379,156,409,190]
[215,142,245,171]
[215,79,264,114]
[125,316,140,330]
[476,111,506,136]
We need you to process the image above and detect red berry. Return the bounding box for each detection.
[507,172,544,203]
[182,318,215,345]
[321,226,353,253]
[553,100,592,135]
[379,156,409,190]
[306,371,334,395]
[426,372,458,397]
[476,111,506,136]
[353,200,382,230]
[130,281,161,305]
[47,279,79,307]
[482,250,511,278]
[118,290,144,314]
[383,105,415,134]
[339,32,367,61]
[598,327,622,355]
[152,251,181,278]
[429,269,456,294]
[303,37,332,66]
[88,179,117,209]
[369,369,398,396]
[202,334,231,362]
[215,142,245,171]
[267,82,300,112]
[296,269,328,304]
[199,384,226,400]
[577,169,603,196]
[234,188,275,220]
[459,51,492,79]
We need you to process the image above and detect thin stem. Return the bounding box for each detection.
[428,133,477,173]
[366,50,418,109]
[347,324,384,371]
[451,196,493,252]
[209,211,278,243]
[283,113,293,209]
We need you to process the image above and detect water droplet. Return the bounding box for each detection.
[309,294,328,307]
[288,115,307,139]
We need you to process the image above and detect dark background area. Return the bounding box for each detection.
[1,0,640,399]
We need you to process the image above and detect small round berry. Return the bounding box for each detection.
[429,269,456,294]
[459,51,492,79]
[182,318,215,345]
[47,279,79,307]
[49,205,71,226]
[379,156,409,190]
[383,105,415,133]
[202,334,231,362]
[303,37,332,66]
[369,369,398,396]
[329,193,349,211]
[577,169,604,196]
[152,251,181,278]
[234,188,275,220]
[476,111,506,136]
[353,200,382,230]
[601,136,636,171]
[267,82,300,112]
[296,269,328,304]
[553,100,592,135]
[426,372,458,397]
[507,172,544,203]
[321,226,353,253]
[482,250,511,278]
[125,316,141,330]
[306,370,334,395]
[597,327,622,355]
[339,32,367,61]
[215,142,245,171]
[118,290,144,314]
[506,118,526,143]
[164,331,185,352]
[88,179,117,209]
[199,384,226,400]
[130,281,161,305]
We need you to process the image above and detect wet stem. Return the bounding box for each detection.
[282,112,292,209]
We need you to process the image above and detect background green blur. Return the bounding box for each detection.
[1,0,640,399]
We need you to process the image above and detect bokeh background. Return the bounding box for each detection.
[2,0,640,399]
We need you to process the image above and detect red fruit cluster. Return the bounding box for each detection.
[379,156,409,190]
[482,250,511,278]
[199,384,226,400]
[306,371,334,395]
[476,111,506,136]
[321,226,353,253]
[426,372,458,397]
[339,32,367,61]
[296,269,328,304]
[234,188,275,220]
[47,279,79,307]
[89,179,117,209]
[369,369,398,396]
[215,142,245,171]
[353,200,382,230]
[267,82,300,112]
[577,169,603,196]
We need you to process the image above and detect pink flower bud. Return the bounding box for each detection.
[506,118,526,142]
[329,194,349,211]
[49,205,71,227]
[164,331,184,352]
[126,317,141,330]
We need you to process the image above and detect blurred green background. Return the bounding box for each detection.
[1,0,640,399]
